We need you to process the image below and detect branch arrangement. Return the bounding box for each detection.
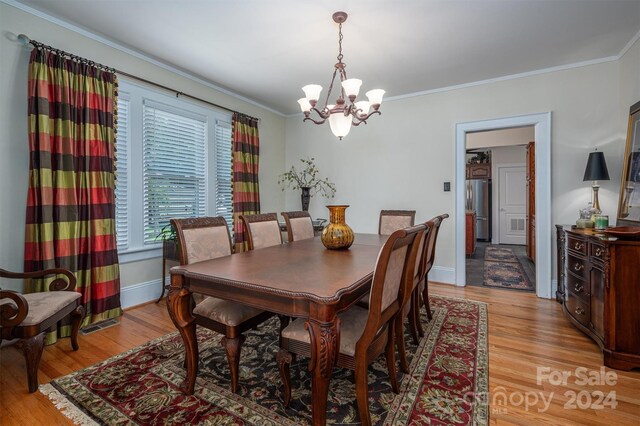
[278,157,336,198]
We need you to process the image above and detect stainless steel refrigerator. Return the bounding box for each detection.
[466,178,491,241]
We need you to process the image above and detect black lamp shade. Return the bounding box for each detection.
[583,151,610,181]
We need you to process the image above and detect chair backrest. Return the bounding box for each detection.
[240,213,283,250]
[281,211,314,242]
[421,213,449,278]
[378,210,416,235]
[171,217,232,265]
[358,224,426,348]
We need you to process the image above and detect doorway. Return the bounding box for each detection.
[455,113,552,299]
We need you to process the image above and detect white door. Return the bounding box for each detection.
[498,165,526,245]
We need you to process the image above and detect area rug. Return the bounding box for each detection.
[483,247,533,291]
[484,246,519,263]
[40,296,488,426]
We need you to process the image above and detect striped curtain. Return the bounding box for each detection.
[25,47,122,344]
[232,113,260,252]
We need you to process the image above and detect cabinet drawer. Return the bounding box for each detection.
[590,242,606,262]
[566,273,589,301]
[567,252,588,280]
[566,292,590,328]
[567,234,588,255]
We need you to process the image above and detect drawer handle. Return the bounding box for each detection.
[574,242,585,250]
[574,283,584,293]
[573,263,584,272]
[575,307,585,316]
[595,247,603,257]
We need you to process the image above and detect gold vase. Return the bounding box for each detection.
[321,205,354,250]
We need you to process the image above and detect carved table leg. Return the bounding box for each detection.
[167,274,198,395]
[16,332,45,393]
[305,313,340,426]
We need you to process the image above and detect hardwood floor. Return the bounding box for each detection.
[1,283,638,425]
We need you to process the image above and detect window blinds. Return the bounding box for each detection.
[142,101,207,244]
[115,97,129,250]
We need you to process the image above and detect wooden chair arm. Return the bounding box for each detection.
[0,268,77,292]
[0,290,28,328]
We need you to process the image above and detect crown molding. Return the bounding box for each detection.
[618,28,640,59]
[1,0,287,117]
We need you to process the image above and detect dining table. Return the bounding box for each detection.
[168,233,388,426]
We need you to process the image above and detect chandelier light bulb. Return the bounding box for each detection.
[329,111,352,140]
[341,78,362,100]
[366,89,385,109]
[297,98,312,113]
[302,84,322,105]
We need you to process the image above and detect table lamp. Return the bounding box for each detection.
[583,150,610,213]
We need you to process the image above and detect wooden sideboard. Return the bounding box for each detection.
[556,226,640,370]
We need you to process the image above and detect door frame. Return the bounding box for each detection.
[455,112,552,299]
[494,162,526,245]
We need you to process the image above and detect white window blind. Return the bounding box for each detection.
[215,121,233,230]
[142,101,207,244]
[115,96,129,250]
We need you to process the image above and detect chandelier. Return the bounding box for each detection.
[297,11,385,140]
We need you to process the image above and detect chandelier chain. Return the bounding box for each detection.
[337,22,344,63]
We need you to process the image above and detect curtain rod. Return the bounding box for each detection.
[17,34,260,122]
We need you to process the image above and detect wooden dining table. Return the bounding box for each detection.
[168,233,387,425]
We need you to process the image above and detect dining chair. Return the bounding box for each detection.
[277,224,426,426]
[378,210,416,235]
[281,211,314,242]
[0,268,83,392]
[170,216,275,393]
[417,214,449,328]
[240,213,283,250]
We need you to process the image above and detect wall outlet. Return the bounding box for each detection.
[444,182,451,192]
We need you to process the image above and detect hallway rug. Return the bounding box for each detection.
[40,296,488,426]
[484,246,519,263]
[483,247,533,291]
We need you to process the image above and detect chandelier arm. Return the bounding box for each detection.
[309,106,330,119]
[323,67,340,108]
[303,116,327,125]
[351,110,381,124]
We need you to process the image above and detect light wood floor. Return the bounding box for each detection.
[1,283,639,425]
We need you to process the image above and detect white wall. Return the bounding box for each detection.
[286,57,627,286]
[467,126,534,149]
[0,3,286,293]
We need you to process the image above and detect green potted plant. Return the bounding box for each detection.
[278,157,336,211]
[155,223,179,261]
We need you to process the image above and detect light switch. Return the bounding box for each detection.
[444,182,451,192]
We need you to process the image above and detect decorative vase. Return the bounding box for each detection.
[321,205,354,250]
[301,187,311,211]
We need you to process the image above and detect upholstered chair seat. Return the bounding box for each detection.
[281,211,314,242]
[281,306,369,357]
[193,297,264,327]
[379,210,416,235]
[171,216,275,394]
[5,291,82,326]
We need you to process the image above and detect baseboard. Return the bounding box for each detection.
[428,266,456,285]
[120,278,166,309]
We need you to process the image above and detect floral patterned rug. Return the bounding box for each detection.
[484,246,519,263]
[483,247,533,291]
[41,296,488,425]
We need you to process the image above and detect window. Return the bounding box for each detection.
[115,80,232,262]
[142,102,207,244]
[115,95,130,251]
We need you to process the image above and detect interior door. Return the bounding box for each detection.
[498,165,527,245]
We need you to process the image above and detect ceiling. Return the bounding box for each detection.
[15,0,640,115]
